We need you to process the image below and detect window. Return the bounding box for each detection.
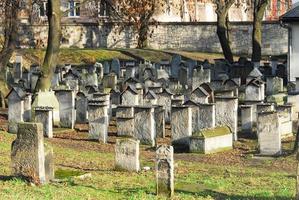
[69,1,80,17]
[98,0,110,17]
[40,2,48,17]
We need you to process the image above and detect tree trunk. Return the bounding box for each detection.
[217,13,234,63]
[37,0,61,91]
[296,151,299,199]
[252,0,268,63]
[137,16,149,49]
[0,1,19,71]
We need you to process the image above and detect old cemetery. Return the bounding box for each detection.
[0,54,298,199]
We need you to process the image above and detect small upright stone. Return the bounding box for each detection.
[115,138,140,172]
[35,106,53,138]
[156,145,174,198]
[11,123,46,184]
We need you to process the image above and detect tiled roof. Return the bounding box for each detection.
[280,5,299,22]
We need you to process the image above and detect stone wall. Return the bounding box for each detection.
[13,21,288,56]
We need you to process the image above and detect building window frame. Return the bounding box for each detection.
[68,1,81,17]
[39,2,48,18]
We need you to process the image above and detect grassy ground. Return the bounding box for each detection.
[0,117,297,200]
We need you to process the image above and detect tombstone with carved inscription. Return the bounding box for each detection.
[115,138,140,172]
[156,145,174,197]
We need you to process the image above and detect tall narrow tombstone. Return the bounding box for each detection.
[103,61,110,75]
[198,103,216,130]
[6,87,25,133]
[14,55,23,82]
[133,106,156,146]
[88,101,109,143]
[111,58,121,77]
[11,123,46,184]
[115,138,140,172]
[23,94,32,122]
[35,107,53,138]
[116,106,134,137]
[154,106,165,138]
[240,105,253,134]
[170,54,181,78]
[54,89,76,129]
[257,111,281,156]
[215,97,238,141]
[75,92,88,124]
[171,106,192,149]
[156,145,174,198]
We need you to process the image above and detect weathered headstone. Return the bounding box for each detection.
[55,89,75,129]
[88,101,109,143]
[170,54,181,78]
[257,111,281,155]
[75,92,88,124]
[240,105,253,134]
[171,106,192,149]
[154,106,165,138]
[35,107,53,138]
[115,138,140,172]
[156,145,174,197]
[133,106,156,146]
[215,97,238,141]
[11,123,46,184]
[111,58,121,77]
[116,106,134,137]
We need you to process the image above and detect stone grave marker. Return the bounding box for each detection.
[156,145,174,197]
[11,123,46,184]
[115,138,140,172]
[35,106,53,138]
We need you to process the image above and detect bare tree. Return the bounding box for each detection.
[0,0,21,71]
[114,0,160,49]
[251,0,269,63]
[36,0,62,91]
[214,0,235,63]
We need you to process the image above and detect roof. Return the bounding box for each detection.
[280,5,299,22]
[122,85,138,95]
[144,90,157,99]
[248,67,262,78]
[5,87,28,99]
[192,87,210,97]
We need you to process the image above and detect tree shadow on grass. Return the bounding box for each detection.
[175,189,293,200]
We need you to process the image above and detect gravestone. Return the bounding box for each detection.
[266,76,283,95]
[170,54,181,78]
[55,89,75,129]
[116,106,134,137]
[277,105,293,138]
[115,138,140,172]
[171,106,192,149]
[156,89,173,123]
[88,101,109,143]
[11,123,46,184]
[215,97,238,141]
[103,61,110,74]
[111,58,121,77]
[154,106,165,138]
[198,103,216,129]
[7,87,26,133]
[121,86,139,106]
[35,107,53,138]
[14,55,23,82]
[257,111,281,155]
[240,105,253,134]
[76,92,88,124]
[134,106,156,146]
[30,72,41,93]
[23,94,32,122]
[156,145,174,198]
[103,73,117,89]
[192,67,211,90]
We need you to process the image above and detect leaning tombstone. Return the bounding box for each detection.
[11,123,46,184]
[35,106,53,138]
[156,145,174,198]
[115,138,140,172]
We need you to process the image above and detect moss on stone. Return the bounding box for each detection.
[192,126,231,139]
[55,169,85,179]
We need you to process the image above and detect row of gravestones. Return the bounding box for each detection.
[11,122,174,197]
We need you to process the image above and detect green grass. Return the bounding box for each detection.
[0,131,297,199]
[120,49,172,63]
